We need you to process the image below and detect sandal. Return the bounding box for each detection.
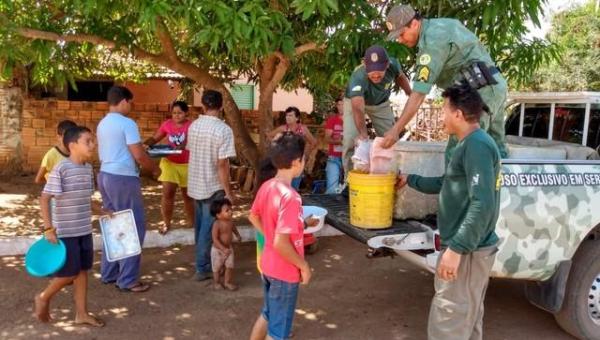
[119,282,150,293]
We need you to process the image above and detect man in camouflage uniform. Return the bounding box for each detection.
[381,4,508,160]
[342,45,412,174]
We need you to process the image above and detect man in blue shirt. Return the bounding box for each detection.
[96,86,160,293]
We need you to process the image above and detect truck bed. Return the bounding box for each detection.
[302,194,436,244]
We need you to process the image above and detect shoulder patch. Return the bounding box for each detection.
[419,54,431,65]
[417,66,430,82]
[351,85,362,92]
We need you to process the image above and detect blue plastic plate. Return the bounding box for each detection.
[25,237,67,277]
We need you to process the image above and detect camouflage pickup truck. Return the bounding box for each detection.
[305,93,600,339]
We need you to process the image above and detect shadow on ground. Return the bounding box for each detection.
[0,175,252,238]
[0,237,574,340]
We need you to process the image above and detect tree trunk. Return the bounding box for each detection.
[255,53,290,160]
[257,77,275,159]
[220,87,259,169]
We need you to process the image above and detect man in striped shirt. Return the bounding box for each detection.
[187,90,236,281]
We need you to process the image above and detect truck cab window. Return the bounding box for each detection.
[553,104,586,145]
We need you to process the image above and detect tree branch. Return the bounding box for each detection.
[294,42,324,56]
[263,53,290,95]
[14,26,259,167]
[16,27,165,65]
[155,18,178,63]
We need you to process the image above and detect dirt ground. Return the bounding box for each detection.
[0,174,253,238]
[0,237,574,340]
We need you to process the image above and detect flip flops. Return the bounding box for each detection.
[118,282,150,293]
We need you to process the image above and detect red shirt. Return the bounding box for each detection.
[325,115,343,157]
[251,178,305,283]
[158,119,192,163]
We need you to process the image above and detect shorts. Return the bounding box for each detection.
[158,158,189,187]
[211,246,234,271]
[54,234,94,277]
[261,275,300,340]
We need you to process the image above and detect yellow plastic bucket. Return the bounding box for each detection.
[348,171,396,229]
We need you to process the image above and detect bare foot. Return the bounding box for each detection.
[75,313,105,327]
[224,283,238,291]
[212,283,224,290]
[158,224,170,235]
[34,294,50,323]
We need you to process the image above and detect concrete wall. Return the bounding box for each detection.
[0,87,23,171]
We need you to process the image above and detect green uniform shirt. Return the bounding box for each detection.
[407,129,501,253]
[345,58,403,106]
[412,18,496,94]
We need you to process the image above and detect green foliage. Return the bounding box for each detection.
[0,0,554,95]
[521,1,600,91]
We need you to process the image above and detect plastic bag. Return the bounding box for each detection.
[352,139,372,172]
[370,137,395,174]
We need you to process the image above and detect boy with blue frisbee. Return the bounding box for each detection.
[34,126,104,327]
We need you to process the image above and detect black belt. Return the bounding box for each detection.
[459,62,500,89]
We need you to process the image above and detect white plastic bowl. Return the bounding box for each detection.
[302,205,328,234]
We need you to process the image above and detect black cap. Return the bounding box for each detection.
[364,45,389,73]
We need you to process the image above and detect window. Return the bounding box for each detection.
[552,104,586,145]
[230,84,254,110]
[505,103,550,139]
[586,104,600,150]
[67,81,114,101]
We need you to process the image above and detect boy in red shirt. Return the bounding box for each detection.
[249,133,311,340]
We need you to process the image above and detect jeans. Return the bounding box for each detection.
[291,175,302,190]
[261,275,300,340]
[194,190,225,274]
[325,156,343,194]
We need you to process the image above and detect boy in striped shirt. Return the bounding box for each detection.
[34,126,104,327]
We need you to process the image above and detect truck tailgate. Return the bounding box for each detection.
[303,194,433,244]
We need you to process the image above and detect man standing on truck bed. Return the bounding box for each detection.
[342,45,412,175]
[397,82,501,340]
[381,4,508,159]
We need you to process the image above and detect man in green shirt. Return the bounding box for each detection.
[398,82,500,340]
[342,45,411,174]
[381,4,508,159]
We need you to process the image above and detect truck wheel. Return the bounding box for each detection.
[554,238,600,339]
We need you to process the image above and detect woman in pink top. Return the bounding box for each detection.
[268,106,317,190]
[144,101,194,234]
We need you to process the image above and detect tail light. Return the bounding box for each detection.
[434,233,441,251]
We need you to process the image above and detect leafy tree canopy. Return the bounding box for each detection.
[0,0,556,165]
[521,0,600,91]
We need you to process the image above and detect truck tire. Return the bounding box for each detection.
[554,238,600,339]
